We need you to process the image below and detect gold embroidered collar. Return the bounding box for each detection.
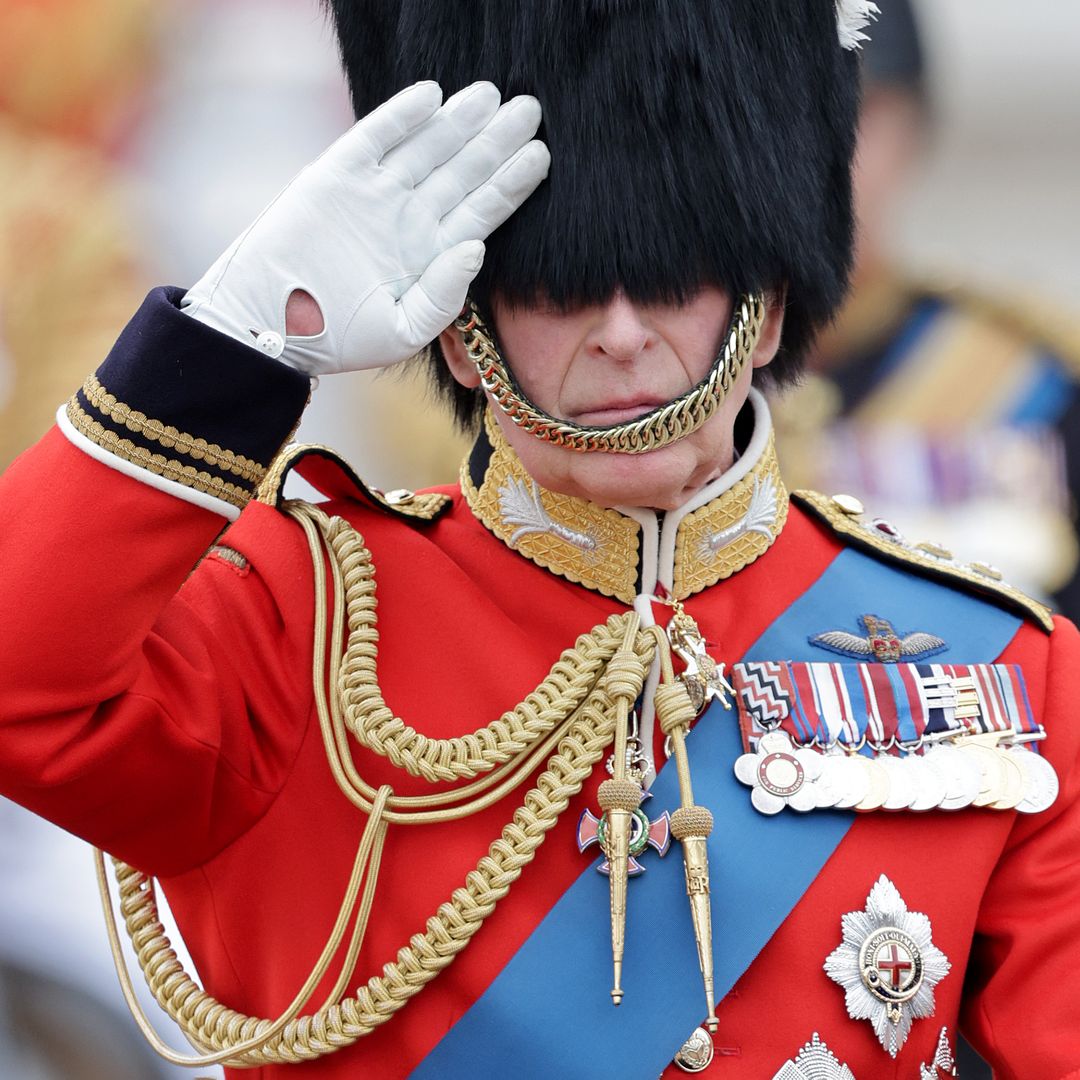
[461,388,788,604]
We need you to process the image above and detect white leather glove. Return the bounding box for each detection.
[181,81,549,376]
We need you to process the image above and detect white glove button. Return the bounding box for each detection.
[255,330,285,358]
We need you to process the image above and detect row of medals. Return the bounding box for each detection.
[739,727,1059,815]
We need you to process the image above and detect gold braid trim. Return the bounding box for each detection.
[66,397,251,509]
[99,501,655,1068]
[257,441,452,521]
[82,373,265,483]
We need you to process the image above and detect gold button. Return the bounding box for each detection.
[384,488,415,505]
[831,493,865,516]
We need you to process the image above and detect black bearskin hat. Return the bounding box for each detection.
[326,0,861,429]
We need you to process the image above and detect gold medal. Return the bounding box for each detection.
[853,755,891,812]
[957,734,1007,807]
[989,747,1027,810]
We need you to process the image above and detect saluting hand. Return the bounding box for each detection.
[182,81,548,376]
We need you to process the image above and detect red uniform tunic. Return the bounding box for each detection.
[1,291,1079,1078]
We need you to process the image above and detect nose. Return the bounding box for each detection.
[584,292,653,363]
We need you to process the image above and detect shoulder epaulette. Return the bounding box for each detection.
[256,443,452,523]
[792,489,1055,633]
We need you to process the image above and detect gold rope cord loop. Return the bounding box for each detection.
[600,648,648,705]
[654,680,699,735]
[104,501,657,1067]
[314,506,629,784]
[455,294,766,455]
[97,783,393,1068]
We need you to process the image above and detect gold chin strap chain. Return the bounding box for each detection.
[96,501,657,1068]
[456,293,767,454]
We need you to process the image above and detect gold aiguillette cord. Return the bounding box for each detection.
[650,617,720,1032]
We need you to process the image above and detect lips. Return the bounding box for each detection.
[571,397,670,426]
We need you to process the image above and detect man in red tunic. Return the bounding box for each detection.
[1,2,1078,1077]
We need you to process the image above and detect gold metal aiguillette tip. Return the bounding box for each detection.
[597,777,640,1012]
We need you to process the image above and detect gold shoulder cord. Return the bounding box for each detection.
[96,501,658,1068]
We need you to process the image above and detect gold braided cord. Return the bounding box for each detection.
[294,501,643,825]
[307,499,636,787]
[455,293,766,454]
[100,502,656,1068]
[95,784,393,1069]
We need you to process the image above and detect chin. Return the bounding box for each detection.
[553,443,711,510]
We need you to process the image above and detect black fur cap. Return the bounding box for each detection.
[326,0,860,429]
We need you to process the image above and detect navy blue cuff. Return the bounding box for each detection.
[64,286,311,510]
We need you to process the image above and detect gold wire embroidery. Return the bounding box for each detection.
[673,435,788,599]
[462,413,642,603]
[464,413,788,602]
[66,398,250,509]
[81,374,264,484]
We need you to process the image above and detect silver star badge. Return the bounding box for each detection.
[824,875,951,1058]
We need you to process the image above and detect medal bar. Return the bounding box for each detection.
[731,661,1058,815]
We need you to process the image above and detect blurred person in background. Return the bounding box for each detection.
[0,0,149,470]
[0,1,199,1076]
[772,0,1080,618]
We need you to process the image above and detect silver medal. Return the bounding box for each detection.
[819,750,870,810]
[923,744,980,810]
[853,754,890,812]
[876,752,916,811]
[901,752,947,813]
[734,730,824,814]
[1011,747,1059,814]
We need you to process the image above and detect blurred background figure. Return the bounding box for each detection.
[0,3,200,1075]
[0,0,150,471]
[772,0,1080,619]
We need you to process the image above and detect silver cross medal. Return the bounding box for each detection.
[667,605,734,713]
